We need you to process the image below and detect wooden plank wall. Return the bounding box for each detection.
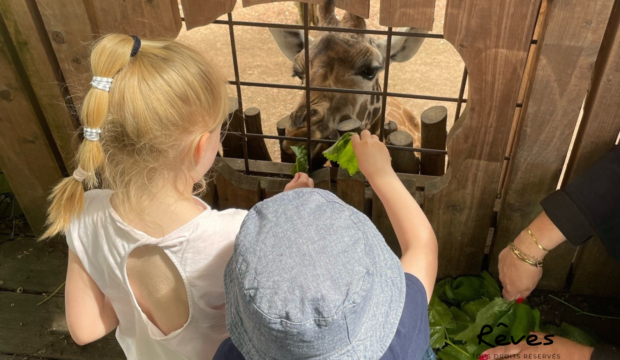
[491,0,614,290]
[379,0,436,30]
[423,0,541,279]
[0,0,78,171]
[566,0,620,297]
[0,10,64,236]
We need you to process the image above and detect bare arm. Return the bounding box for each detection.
[66,250,119,345]
[352,131,438,302]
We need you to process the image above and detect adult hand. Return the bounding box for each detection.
[498,239,543,301]
[498,211,566,301]
[351,130,394,184]
[284,172,314,191]
[482,333,593,360]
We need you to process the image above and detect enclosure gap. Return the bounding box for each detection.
[454,67,468,123]
[226,12,250,175]
[557,96,587,189]
[379,27,394,142]
[303,3,312,172]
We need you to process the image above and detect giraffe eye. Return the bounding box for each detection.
[359,67,380,80]
[292,70,304,81]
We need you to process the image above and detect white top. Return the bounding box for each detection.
[66,190,247,360]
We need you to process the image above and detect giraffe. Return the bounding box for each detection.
[271,0,425,168]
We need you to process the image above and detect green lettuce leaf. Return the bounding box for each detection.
[429,296,456,349]
[480,271,502,300]
[454,298,512,342]
[541,323,601,347]
[437,344,470,360]
[447,307,473,337]
[462,298,491,320]
[322,132,360,176]
[291,145,309,175]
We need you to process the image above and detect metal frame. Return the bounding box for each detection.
[209,10,527,174]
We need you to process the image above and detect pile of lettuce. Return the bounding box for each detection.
[430,272,600,359]
[290,133,360,176]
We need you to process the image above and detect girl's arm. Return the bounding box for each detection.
[66,249,119,345]
[352,131,438,302]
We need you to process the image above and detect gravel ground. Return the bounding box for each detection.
[176,1,466,160]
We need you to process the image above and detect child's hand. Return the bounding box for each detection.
[285,173,314,191]
[351,130,394,183]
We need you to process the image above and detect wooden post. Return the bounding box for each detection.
[491,0,615,290]
[222,97,245,159]
[384,120,398,139]
[424,0,540,278]
[336,167,365,212]
[420,106,447,176]
[387,131,419,174]
[213,158,260,210]
[311,168,331,192]
[261,178,289,199]
[244,107,272,162]
[336,119,362,136]
[277,115,295,163]
[372,177,417,256]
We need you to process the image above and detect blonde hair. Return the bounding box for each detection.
[42,34,228,239]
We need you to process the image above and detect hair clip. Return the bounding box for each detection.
[83,127,102,141]
[91,76,113,92]
[130,35,141,57]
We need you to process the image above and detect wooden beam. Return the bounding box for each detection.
[380,0,436,30]
[0,0,78,172]
[182,0,237,30]
[0,19,64,235]
[424,0,541,278]
[0,291,124,359]
[36,0,94,106]
[213,158,260,210]
[86,0,181,38]
[491,0,614,290]
[568,1,620,297]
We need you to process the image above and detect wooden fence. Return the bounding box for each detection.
[2,0,620,358]
[1,1,620,355]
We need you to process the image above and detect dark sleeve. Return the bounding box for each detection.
[212,338,246,360]
[540,145,620,263]
[591,343,620,360]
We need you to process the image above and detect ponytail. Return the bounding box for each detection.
[42,34,136,239]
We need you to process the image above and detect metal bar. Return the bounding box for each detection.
[303,3,312,172]
[212,19,445,38]
[226,131,450,155]
[227,12,250,174]
[379,27,393,141]
[235,81,468,103]
[455,67,468,122]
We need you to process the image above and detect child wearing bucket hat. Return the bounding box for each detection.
[214,130,438,360]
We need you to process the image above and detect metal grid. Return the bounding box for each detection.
[208,7,526,173]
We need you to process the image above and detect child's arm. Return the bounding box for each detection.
[352,131,438,303]
[66,249,119,345]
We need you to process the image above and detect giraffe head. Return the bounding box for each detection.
[270,0,426,164]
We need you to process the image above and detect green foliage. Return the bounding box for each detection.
[290,145,309,175]
[428,272,600,358]
[541,323,601,348]
[322,132,360,176]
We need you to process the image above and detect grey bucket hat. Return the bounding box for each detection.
[224,188,406,360]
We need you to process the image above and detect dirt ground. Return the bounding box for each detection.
[176,0,465,160]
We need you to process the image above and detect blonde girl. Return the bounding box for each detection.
[43,34,312,360]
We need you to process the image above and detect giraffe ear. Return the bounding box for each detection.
[376,28,428,63]
[269,28,313,62]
